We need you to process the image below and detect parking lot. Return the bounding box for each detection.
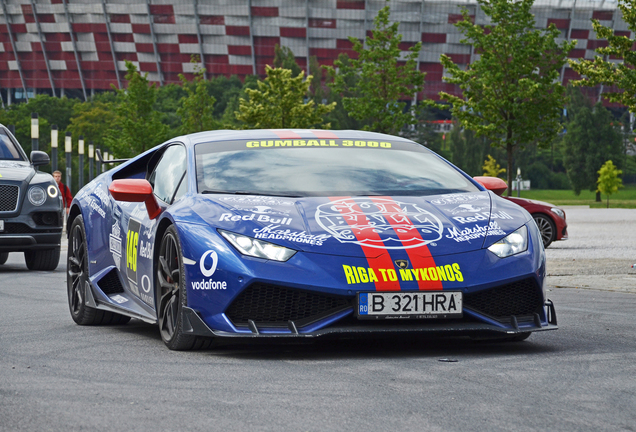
[0,207,635,432]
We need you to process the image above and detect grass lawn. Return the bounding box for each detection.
[510,185,636,208]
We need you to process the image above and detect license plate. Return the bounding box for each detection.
[357,291,462,319]
[0,220,3,232]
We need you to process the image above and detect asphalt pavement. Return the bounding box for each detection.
[0,207,635,432]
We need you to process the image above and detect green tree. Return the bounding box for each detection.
[597,160,623,208]
[235,66,335,129]
[569,0,636,110]
[106,61,169,159]
[67,101,117,146]
[273,44,302,77]
[449,127,496,176]
[439,0,574,194]
[562,103,623,197]
[0,94,77,155]
[325,4,427,134]
[482,155,506,178]
[177,65,217,134]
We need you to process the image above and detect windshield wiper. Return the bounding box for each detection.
[201,190,302,198]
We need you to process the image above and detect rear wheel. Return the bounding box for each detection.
[24,248,60,271]
[157,225,212,350]
[0,252,8,265]
[67,216,130,325]
[532,213,556,248]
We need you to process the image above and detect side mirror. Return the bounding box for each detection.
[31,151,50,167]
[473,176,508,196]
[108,179,162,220]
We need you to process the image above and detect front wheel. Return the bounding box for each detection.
[532,214,556,248]
[156,225,212,350]
[67,216,130,325]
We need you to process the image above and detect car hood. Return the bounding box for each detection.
[0,160,35,183]
[187,192,532,258]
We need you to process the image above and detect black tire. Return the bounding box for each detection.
[157,225,213,350]
[532,213,556,248]
[24,248,60,271]
[0,252,8,265]
[67,216,130,326]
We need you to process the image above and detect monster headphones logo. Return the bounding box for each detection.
[315,198,443,249]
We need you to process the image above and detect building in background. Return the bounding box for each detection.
[0,0,626,107]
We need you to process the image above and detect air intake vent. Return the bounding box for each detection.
[97,269,125,295]
[225,283,351,327]
[464,278,543,319]
[0,185,19,212]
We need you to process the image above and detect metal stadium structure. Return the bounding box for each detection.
[0,0,626,106]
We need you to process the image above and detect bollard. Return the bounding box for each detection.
[78,135,84,189]
[65,132,72,192]
[88,141,94,181]
[50,125,58,172]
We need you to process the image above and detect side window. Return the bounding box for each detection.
[148,145,187,204]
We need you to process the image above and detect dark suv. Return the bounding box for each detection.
[0,124,63,270]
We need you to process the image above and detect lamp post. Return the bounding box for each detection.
[65,132,72,191]
[78,135,84,189]
[88,141,94,181]
[31,112,39,152]
[50,125,58,172]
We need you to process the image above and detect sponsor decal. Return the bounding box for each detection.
[245,139,392,149]
[452,211,513,225]
[445,221,507,242]
[109,222,122,268]
[126,218,141,293]
[139,239,153,260]
[139,275,154,307]
[430,194,486,206]
[235,206,290,216]
[130,203,148,220]
[450,204,485,214]
[93,184,109,204]
[187,250,227,290]
[85,196,106,218]
[111,294,128,304]
[253,225,330,246]
[218,196,295,206]
[219,213,292,225]
[142,219,156,239]
[316,198,443,250]
[343,263,463,285]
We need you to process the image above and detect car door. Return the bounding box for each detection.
[122,144,188,310]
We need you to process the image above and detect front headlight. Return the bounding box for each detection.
[47,184,58,198]
[219,229,296,262]
[488,225,528,258]
[28,186,47,206]
[551,207,565,219]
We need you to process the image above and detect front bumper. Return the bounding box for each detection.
[0,213,63,252]
[181,300,558,339]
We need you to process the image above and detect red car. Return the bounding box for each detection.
[503,196,568,248]
[472,178,568,249]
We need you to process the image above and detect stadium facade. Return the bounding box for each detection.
[0,0,626,106]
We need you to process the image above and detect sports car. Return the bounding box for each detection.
[0,123,63,270]
[503,196,567,248]
[67,129,557,350]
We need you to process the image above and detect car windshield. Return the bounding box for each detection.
[195,138,479,197]
[0,129,25,161]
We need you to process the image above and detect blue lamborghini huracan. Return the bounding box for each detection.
[67,129,557,350]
